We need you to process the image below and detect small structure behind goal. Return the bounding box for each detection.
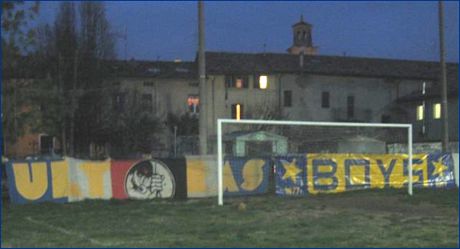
[216,119,413,206]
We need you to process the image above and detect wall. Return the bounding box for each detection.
[412,97,459,143]
[282,74,422,123]
[204,74,280,153]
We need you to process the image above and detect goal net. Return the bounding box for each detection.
[216,119,413,206]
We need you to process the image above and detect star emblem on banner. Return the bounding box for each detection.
[432,157,449,178]
[281,159,302,182]
[432,157,449,187]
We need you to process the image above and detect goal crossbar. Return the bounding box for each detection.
[216,119,413,206]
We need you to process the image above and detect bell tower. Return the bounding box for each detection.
[287,15,317,55]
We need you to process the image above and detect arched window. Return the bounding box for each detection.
[303,31,307,41]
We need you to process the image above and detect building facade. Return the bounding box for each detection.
[4,17,458,158]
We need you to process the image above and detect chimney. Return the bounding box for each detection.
[299,51,304,68]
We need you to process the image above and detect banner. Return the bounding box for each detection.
[185,156,271,197]
[110,158,187,200]
[5,159,69,204]
[186,155,217,198]
[5,153,456,204]
[275,156,307,196]
[276,153,456,195]
[67,158,112,202]
[222,157,271,196]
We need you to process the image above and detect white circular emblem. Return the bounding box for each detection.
[125,160,175,199]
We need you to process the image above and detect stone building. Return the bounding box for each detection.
[3,16,458,158]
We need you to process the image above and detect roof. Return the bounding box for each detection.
[223,130,287,141]
[6,52,458,84]
[292,15,312,27]
[205,51,459,81]
[105,60,196,79]
[4,57,197,80]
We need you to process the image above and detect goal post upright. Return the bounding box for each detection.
[217,119,224,206]
[216,119,413,206]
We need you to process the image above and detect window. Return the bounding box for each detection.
[254,74,268,89]
[256,75,268,89]
[284,91,292,107]
[187,95,200,114]
[433,103,441,119]
[321,91,330,108]
[144,81,153,87]
[113,93,126,112]
[225,75,248,88]
[347,96,354,118]
[142,94,152,112]
[231,104,243,120]
[416,105,424,121]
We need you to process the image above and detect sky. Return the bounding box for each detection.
[36,1,459,63]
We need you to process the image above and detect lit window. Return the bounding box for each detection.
[231,104,243,120]
[416,105,424,121]
[433,103,441,119]
[259,75,268,89]
[235,78,243,88]
[187,95,200,113]
[225,75,248,88]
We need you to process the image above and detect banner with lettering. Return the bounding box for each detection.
[67,158,112,202]
[4,153,456,204]
[5,159,69,204]
[223,157,271,196]
[276,153,456,195]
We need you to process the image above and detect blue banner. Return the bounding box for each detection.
[275,156,307,196]
[223,157,271,196]
[6,159,69,204]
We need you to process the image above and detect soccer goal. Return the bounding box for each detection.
[216,119,413,206]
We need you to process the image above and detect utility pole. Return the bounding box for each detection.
[69,49,78,156]
[58,54,67,156]
[198,1,208,155]
[438,1,449,152]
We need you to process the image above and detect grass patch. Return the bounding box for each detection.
[2,189,458,247]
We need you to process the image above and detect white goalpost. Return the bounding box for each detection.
[216,119,413,206]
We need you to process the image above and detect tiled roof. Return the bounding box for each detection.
[105,60,196,79]
[205,51,459,81]
[5,57,197,80]
[6,52,458,85]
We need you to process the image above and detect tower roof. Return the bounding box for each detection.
[292,14,312,27]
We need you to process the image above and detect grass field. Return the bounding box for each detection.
[1,188,458,248]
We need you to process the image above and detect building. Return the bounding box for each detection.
[3,16,458,158]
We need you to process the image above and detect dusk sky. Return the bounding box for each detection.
[36,1,459,63]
